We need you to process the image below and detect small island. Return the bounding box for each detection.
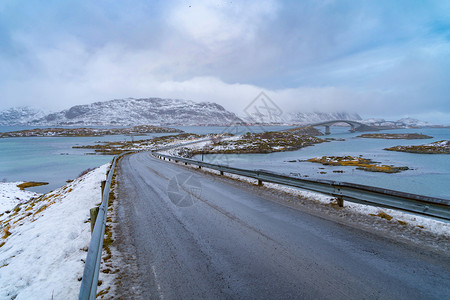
[184,127,325,156]
[0,125,181,138]
[385,140,450,154]
[307,156,409,173]
[357,133,432,139]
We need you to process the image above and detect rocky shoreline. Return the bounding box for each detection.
[357,133,432,139]
[385,140,450,154]
[0,125,181,138]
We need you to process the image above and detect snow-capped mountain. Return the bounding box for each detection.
[397,117,431,127]
[0,107,47,126]
[284,112,362,124]
[361,117,431,127]
[241,111,362,124]
[25,98,243,126]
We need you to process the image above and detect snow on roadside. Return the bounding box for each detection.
[161,135,240,157]
[0,182,40,213]
[262,182,450,236]
[162,140,210,156]
[0,163,110,300]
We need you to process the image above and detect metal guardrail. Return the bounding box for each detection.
[153,152,450,221]
[79,152,130,300]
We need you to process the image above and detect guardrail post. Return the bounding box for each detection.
[101,180,106,196]
[185,162,188,165]
[198,165,202,169]
[90,207,99,234]
[220,171,224,175]
[337,196,344,207]
[257,179,263,186]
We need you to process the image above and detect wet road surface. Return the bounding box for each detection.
[115,152,450,299]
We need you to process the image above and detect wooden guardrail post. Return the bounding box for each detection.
[337,196,344,207]
[90,207,99,234]
[257,179,263,186]
[101,180,106,196]
[90,180,106,234]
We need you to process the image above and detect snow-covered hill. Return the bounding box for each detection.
[284,112,362,124]
[0,107,47,126]
[361,117,431,127]
[0,164,114,299]
[27,98,243,126]
[240,111,362,124]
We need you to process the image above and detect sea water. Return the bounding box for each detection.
[1,125,448,198]
[199,127,450,199]
[0,125,294,193]
[0,128,174,193]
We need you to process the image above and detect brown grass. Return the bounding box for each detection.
[96,287,110,297]
[369,211,393,221]
[17,181,48,190]
[2,225,12,239]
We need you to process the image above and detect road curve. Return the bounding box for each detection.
[114,152,449,299]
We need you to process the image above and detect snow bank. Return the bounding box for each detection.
[0,163,110,299]
[0,182,40,213]
[262,182,450,236]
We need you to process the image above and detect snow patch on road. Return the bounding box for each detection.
[0,163,110,299]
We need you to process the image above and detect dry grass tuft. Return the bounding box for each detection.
[369,211,393,221]
[96,287,111,298]
[16,181,48,190]
[2,225,12,239]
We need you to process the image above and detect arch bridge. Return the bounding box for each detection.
[310,120,374,135]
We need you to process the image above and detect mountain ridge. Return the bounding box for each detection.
[27,98,243,126]
[0,107,47,126]
[0,98,432,128]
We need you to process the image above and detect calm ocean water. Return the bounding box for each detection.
[200,127,450,199]
[0,125,293,193]
[1,125,449,198]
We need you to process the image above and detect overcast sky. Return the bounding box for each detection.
[1,0,449,123]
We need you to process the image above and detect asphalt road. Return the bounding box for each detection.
[115,152,449,299]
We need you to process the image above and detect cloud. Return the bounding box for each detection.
[168,0,278,46]
[0,0,449,123]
